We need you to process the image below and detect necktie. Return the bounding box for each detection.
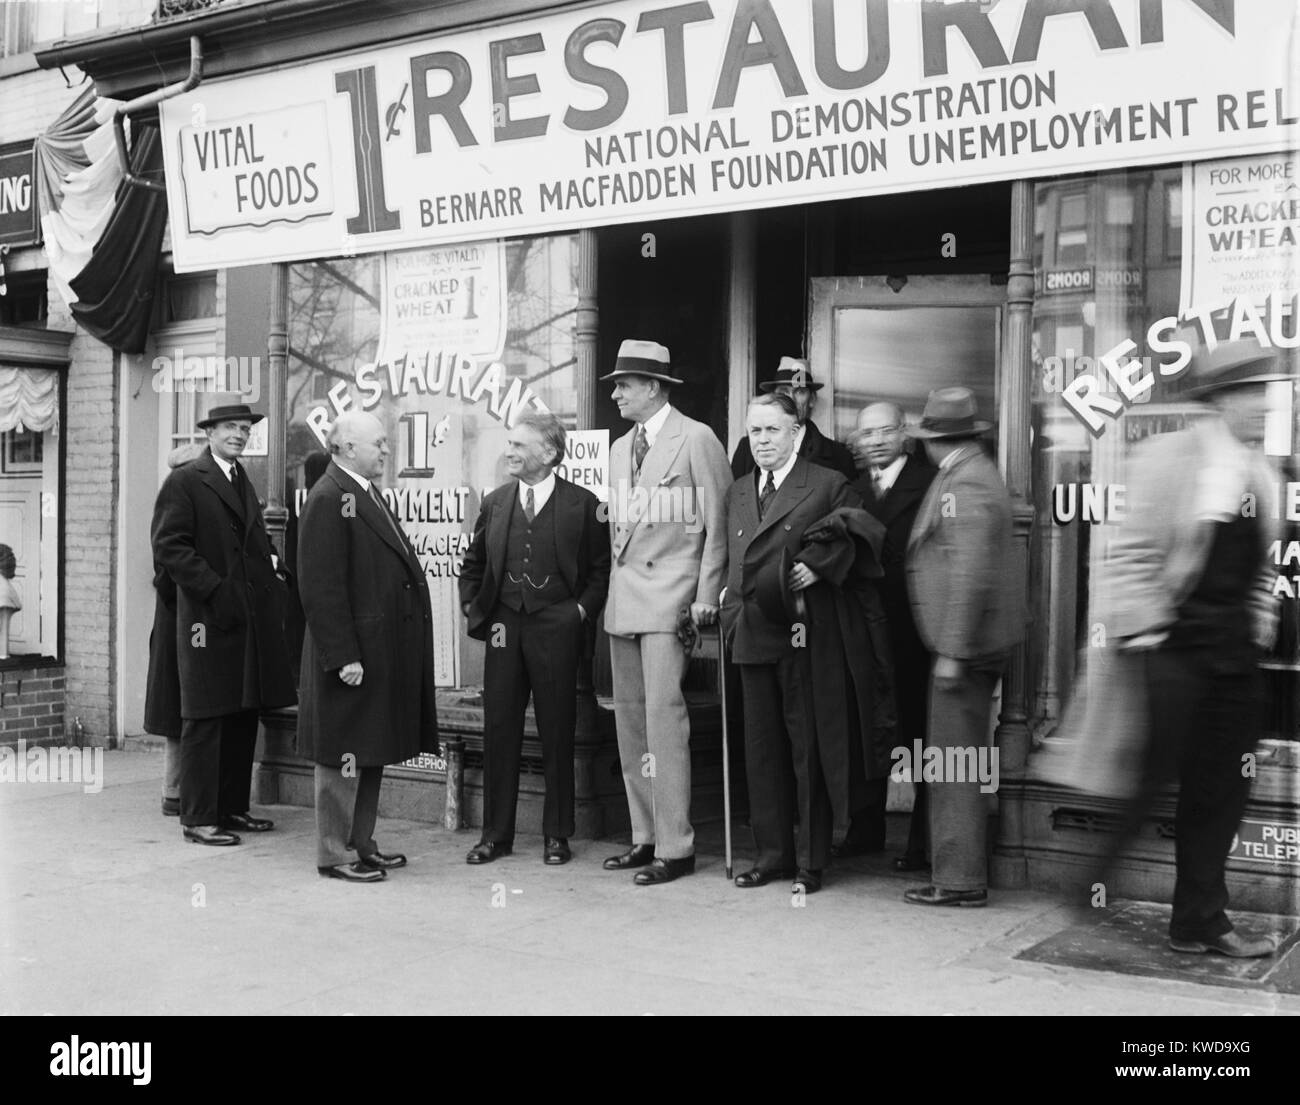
[369,485,407,548]
[229,463,240,490]
[524,486,536,523]
[871,468,884,498]
[633,424,648,477]
[758,471,775,520]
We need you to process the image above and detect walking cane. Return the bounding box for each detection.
[716,609,734,881]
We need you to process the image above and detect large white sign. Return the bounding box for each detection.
[159,0,1299,272]
[1180,151,1299,312]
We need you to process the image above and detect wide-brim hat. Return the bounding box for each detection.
[600,339,684,386]
[197,402,264,429]
[755,547,807,628]
[759,357,823,392]
[904,387,991,439]
[1186,339,1290,399]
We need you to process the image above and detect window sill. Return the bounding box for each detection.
[0,654,62,673]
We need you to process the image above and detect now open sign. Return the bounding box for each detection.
[555,429,609,503]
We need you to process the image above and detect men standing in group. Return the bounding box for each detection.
[459,411,610,866]
[722,393,893,894]
[837,402,937,868]
[730,358,856,481]
[903,388,1024,907]
[151,403,295,845]
[1101,341,1285,958]
[602,340,731,885]
[297,410,439,883]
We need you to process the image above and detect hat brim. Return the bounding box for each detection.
[904,420,991,440]
[599,368,685,386]
[197,412,265,429]
[759,380,823,392]
[1188,372,1292,399]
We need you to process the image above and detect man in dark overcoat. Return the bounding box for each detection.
[730,358,857,481]
[459,410,610,866]
[297,410,439,883]
[839,402,937,867]
[721,392,894,895]
[151,403,296,846]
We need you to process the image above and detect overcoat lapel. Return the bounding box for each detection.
[753,457,814,540]
[196,449,246,523]
[488,482,515,590]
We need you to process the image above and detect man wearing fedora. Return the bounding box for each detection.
[1101,340,1286,958]
[730,357,857,482]
[602,339,731,885]
[903,387,1024,906]
[721,392,893,894]
[151,401,296,846]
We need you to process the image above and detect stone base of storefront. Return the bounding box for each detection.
[994,741,1300,917]
[255,689,737,841]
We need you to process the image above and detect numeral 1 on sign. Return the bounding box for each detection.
[399,411,436,478]
[335,65,401,237]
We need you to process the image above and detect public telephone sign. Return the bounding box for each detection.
[158,0,1299,272]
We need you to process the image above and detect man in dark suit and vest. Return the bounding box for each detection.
[297,410,439,883]
[903,388,1025,907]
[722,392,893,894]
[151,402,296,846]
[837,402,937,867]
[731,358,857,482]
[459,411,610,865]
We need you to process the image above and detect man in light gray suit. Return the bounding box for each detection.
[602,340,732,885]
[903,387,1024,907]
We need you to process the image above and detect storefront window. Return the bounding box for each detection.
[286,234,579,688]
[0,368,60,659]
[1030,162,1299,741]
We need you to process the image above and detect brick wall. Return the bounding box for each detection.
[0,666,67,747]
[56,304,119,743]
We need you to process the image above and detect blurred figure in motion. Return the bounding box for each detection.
[1101,340,1288,958]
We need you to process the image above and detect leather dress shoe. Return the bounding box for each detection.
[183,824,240,846]
[220,811,274,832]
[161,796,180,818]
[792,868,823,894]
[633,855,695,885]
[603,844,655,870]
[831,835,885,859]
[1169,931,1278,958]
[319,862,385,883]
[359,851,407,870]
[544,837,571,865]
[466,840,512,864]
[904,884,988,907]
[893,855,930,872]
[734,866,795,889]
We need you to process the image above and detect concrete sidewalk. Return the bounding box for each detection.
[2,749,1297,1016]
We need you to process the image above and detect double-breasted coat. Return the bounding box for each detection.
[296,461,439,767]
[721,457,896,807]
[150,447,295,721]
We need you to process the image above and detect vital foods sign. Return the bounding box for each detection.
[159,0,1298,271]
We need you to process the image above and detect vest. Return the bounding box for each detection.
[499,490,570,613]
[1169,507,1261,672]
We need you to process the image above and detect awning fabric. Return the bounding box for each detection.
[0,367,59,434]
[68,122,168,354]
[35,89,168,355]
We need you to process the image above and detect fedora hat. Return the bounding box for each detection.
[1186,339,1290,399]
[759,356,823,392]
[904,387,991,440]
[600,339,684,386]
[196,402,264,429]
[755,547,808,628]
